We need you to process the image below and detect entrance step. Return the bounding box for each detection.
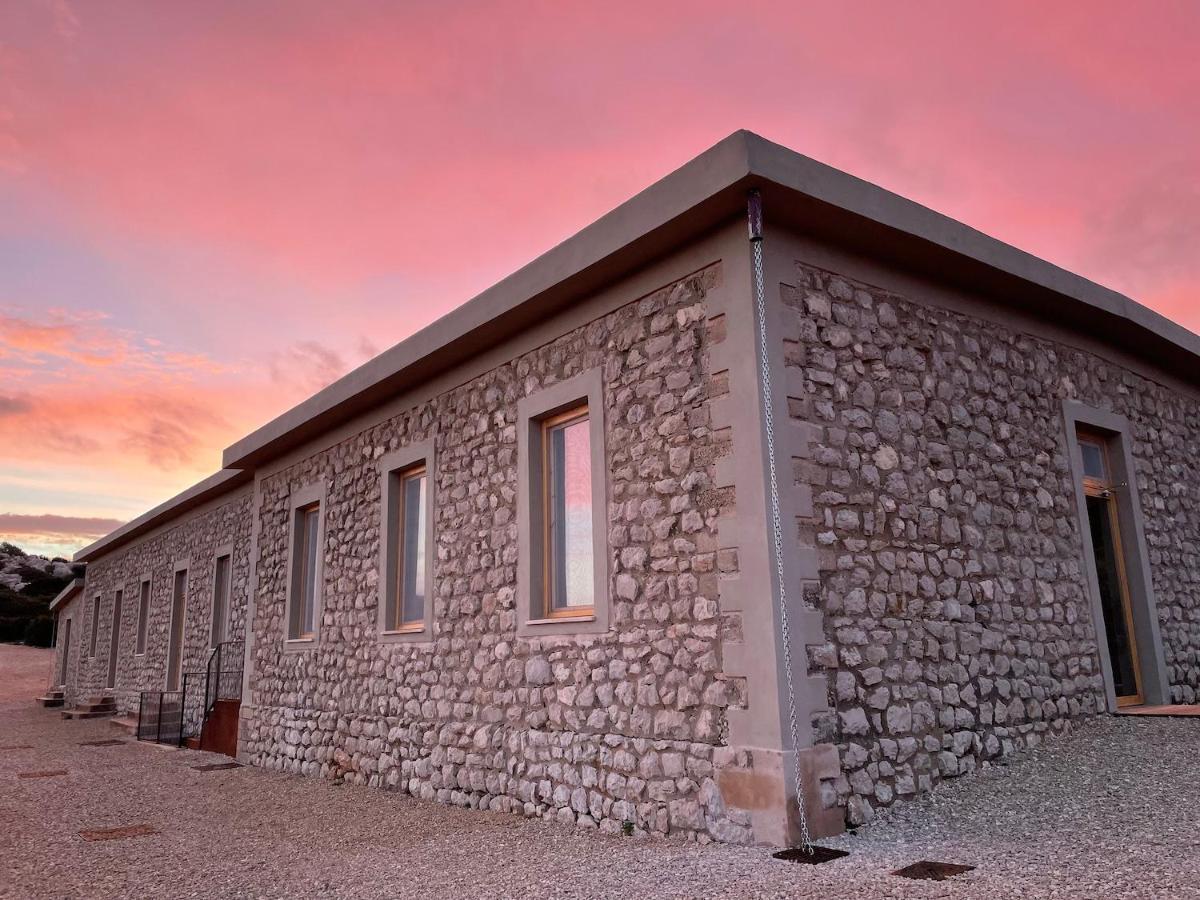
[36,690,65,708]
[109,715,138,735]
[63,696,117,719]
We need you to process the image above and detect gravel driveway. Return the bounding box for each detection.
[3,644,1198,899]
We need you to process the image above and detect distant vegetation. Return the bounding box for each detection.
[0,543,82,647]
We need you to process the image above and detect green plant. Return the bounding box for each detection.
[621,820,634,837]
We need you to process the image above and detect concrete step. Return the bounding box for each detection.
[35,694,65,708]
[62,708,116,720]
[109,715,137,735]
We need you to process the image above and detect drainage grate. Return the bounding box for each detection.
[893,861,975,881]
[772,846,850,865]
[191,761,242,771]
[78,739,126,747]
[17,769,68,779]
[79,824,158,842]
[0,745,34,751]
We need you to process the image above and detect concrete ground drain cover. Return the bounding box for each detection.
[18,769,68,779]
[79,824,159,842]
[78,739,126,747]
[893,861,975,881]
[191,761,242,771]
[772,846,849,864]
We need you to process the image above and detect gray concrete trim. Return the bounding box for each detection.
[282,480,327,651]
[376,439,437,644]
[223,130,1199,472]
[1062,401,1170,709]
[48,578,84,614]
[515,369,609,638]
[74,469,251,563]
[238,476,264,754]
[210,542,235,648]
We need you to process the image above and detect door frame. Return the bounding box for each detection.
[1063,402,1169,711]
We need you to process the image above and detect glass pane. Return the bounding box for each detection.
[212,556,230,645]
[400,473,426,625]
[548,416,593,610]
[1086,495,1137,698]
[302,508,319,634]
[1080,440,1107,480]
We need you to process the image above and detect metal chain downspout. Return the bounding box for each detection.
[747,189,814,852]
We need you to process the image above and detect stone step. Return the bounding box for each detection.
[35,694,65,708]
[62,708,116,720]
[109,715,138,735]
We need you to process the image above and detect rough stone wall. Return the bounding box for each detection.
[65,489,253,714]
[242,264,758,842]
[781,261,1200,827]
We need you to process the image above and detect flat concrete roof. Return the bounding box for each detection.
[48,577,84,613]
[222,130,1200,471]
[73,469,251,564]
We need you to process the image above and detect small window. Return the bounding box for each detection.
[289,502,321,640]
[89,594,101,657]
[135,579,150,654]
[386,465,427,632]
[540,405,595,617]
[1079,435,1108,481]
[212,554,231,647]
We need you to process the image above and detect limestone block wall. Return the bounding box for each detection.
[241,263,768,842]
[779,259,1200,827]
[65,488,253,714]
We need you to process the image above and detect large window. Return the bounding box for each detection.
[540,406,594,617]
[516,369,609,636]
[135,578,150,655]
[289,502,321,640]
[211,553,231,647]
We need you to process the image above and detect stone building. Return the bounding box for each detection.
[51,131,1200,845]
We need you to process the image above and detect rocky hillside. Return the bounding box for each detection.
[0,543,82,647]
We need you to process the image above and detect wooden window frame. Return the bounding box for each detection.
[283,480,326,650]
[390,463,428,633]
[89,594,100,658]
[211,549,233,648]
[539,405,595,620]
[291,503,320,641]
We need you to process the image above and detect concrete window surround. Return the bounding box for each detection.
[165,559,190,692]
[282,481,327,650]
[134,574,151,656]
[516,369,610,637]
[88,594,100,658]
[1062,401,1170,709]
[376,439,437,643]
[211,543,235,648]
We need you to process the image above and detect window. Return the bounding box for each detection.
[166,567,187,691]
[135,578,150,655]
[516,369,609,636]
[289,501,321,641]
[388,466,427,631]
[212,553,231,647]
[540,406,594,617]
[89,594,101,657]
[377,441,435,641]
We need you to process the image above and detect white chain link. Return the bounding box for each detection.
[750,197,814,852]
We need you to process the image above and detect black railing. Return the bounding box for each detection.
[136,690,183,745]
[136,640,244,748]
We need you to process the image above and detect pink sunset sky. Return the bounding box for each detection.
[1,1,1197,557]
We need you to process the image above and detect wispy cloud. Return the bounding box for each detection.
[0,512,122,538]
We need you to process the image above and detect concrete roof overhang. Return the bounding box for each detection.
[72,468,251,564]
[48,577,85,613]
[220,130,1200,472]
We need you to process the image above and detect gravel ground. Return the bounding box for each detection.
[3,645,1199,899]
